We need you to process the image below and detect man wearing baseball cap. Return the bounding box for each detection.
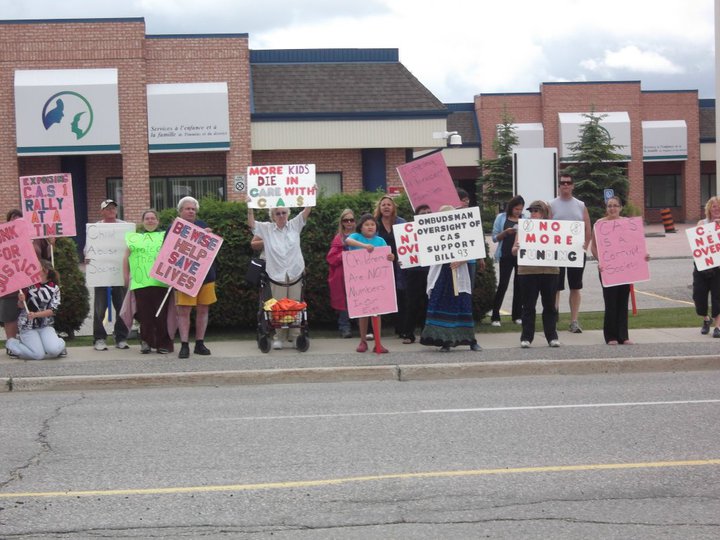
[85,199,130,351]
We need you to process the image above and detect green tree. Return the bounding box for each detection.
[478,108,518,221]
[54,237,90,339]
[561,110,629,223]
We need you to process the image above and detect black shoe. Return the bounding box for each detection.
[178,343,190,359]
[439,345,451,352]
[470,343,482,351]
[194,343,211,355]
[701,319,711,335]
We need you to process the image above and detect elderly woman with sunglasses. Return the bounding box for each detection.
[326,208,356,338]
[512,200,560,348]
[247,202,312,350]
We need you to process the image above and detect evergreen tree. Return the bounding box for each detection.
[478,109,518,218]
[561,110,629,223]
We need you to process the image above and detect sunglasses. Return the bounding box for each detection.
[559,181,573,186]
[342,218,355,223]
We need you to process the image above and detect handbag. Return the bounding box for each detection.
[245,257,266,286]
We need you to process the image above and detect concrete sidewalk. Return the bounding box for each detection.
[2,326,718,392]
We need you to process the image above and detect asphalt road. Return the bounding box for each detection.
[2,371,719,538]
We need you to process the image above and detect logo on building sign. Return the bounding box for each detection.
[41,91,94,140]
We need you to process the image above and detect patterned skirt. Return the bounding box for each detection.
[420,265,476,348]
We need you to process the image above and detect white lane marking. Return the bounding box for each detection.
[214,399,720,421]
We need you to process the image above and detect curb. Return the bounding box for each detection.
[4,355,720,392]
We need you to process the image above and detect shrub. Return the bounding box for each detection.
[54,237,90,339]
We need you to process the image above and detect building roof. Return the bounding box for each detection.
[445,103,480,146]
[250,49,447,120]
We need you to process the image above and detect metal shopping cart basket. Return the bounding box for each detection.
[256,272,310,353]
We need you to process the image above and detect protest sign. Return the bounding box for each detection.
[414,207,486,266]
[686,221,720,271]
[150,218,223,297]
[392,222,422,269]
[517,218,585,268]
[19,173,76,238]
[84,223,136,287]
[246,164,317,209]
[0,219,43,295]
[342,246,397,318]
[594,217,649,286]
[396,151,461,212]
[125,230,167,289]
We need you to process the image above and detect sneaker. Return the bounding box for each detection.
[365,334,374,341]
[439,345,451,352]
[520,341,530,348]
[491,320,501,327]
[6,347,18,358]
[194,342,212,355]
[178,343,190,359]
[340,330,352,339]
[569,321,582,333]
[157,348,170,354]
[713,327,720,339]
[115,340,130,350]
[514,319,522,325]
[701,319,711,335]
[272,339,283,350]
[140,341,151,354]
[549,339,560,347]
[94,339,108,351]
[470,343,482,351]
[57,349,67,358]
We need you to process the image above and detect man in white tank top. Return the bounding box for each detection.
[549,174,592,333]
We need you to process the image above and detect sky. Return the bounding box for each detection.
[1,0,715,103]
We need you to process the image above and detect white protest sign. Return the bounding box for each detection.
[414,207,486,266]
[517,218,584,267]
[686,222,720,271]
[246,164,317,208]
[392,222,422,269]
[85,222,137,286]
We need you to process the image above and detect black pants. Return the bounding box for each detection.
[519,274,558,344]
[601,281,630,343]
[400,269,428,339]
[692,267,720,318]
[93,286,129,342]
[491,256,521,321]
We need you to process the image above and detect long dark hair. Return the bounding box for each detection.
[505,195,525,217]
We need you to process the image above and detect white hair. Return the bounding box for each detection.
[177,196,199,212]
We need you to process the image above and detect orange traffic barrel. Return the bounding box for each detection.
[660,208,676,233]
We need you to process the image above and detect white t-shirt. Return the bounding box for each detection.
[253,213,306,282]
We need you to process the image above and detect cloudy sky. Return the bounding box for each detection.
[1,0,715,102]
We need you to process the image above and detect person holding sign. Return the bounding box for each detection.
[374,196,406,337]
[692,196,720,337]
[6,260,66,360]
[551,174,591,333]
[85,199,130,351]
[123,210,173,354]
[326,208,356,338]
[512,200,560,348]
[419,205,482,353]
[246,199,312,350]
[490,195,524,326]
[175,197,217,359]
[345,214,394,353]
[590,196,649,345]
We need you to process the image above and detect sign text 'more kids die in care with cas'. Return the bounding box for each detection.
[246,164,317,209]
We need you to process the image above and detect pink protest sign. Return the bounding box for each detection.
[686,221,720,271]
[342,246,397,318]
[594,217,649,286]
[150,218,223,297]
[19,173,76,238]
[396,151,462,212]
[0,219,43,295]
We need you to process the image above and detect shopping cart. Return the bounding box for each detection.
[256,273,309,353]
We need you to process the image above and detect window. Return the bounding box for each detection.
[644,174,682,208]
[701,173,717,204]
[150,175,225,210]
[316,172,342,196]
[106,177,125,220]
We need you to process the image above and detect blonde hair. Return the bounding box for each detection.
[373,195,397,222]
[337,208,354,235]
[529,200,551,219]
[705,196,720,221]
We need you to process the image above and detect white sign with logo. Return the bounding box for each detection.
[14,69,121,156]
[414,207,486,266]
[517,218,585,267]
[147,82,230,153]
[246,164,317,208]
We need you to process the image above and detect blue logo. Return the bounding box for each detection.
[42,91,94,140]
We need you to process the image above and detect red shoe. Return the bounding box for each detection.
[374,345,389,354]
[356,341,368,353]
